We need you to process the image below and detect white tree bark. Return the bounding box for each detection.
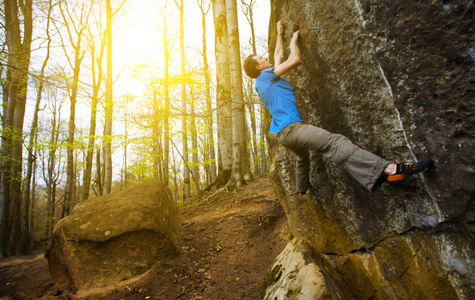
[213,0,233,183]
[226,0,248,188]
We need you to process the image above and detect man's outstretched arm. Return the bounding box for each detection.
[274,29,301,77]
[274,20,284,67]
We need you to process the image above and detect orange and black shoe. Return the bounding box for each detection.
[387,159,433,186]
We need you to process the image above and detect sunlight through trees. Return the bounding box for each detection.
[0,0,270,256]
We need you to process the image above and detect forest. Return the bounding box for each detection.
[0,0,269,257]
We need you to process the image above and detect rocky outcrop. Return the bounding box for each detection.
[46,181,181,290]
[265,0,474,299]
[262,238,352,300]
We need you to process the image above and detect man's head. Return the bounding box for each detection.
[243,54,272,79]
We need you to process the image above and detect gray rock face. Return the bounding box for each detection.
[46,181,181,290]
[266,0,474,298]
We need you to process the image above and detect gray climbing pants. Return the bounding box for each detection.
[276,122,389,192]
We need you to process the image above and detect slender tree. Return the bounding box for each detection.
[1,0,33,257]
[123,101,129,188]
[174,0,190,199]
[226,0,249,189]
[212,0,233,187]
[41,93,64,238]
[82,20,106,201]
[156,1,176,187]
[197,0,217,184]
[58,0,91,216]
[19,0,54,254]
[242,73,259,174]
[95,148,103,195]
[151,90,163,180]
[240,0,256,54]
[241,0,266,175]
[29,132,39,248]
[118,94,133,189]
[103,0,113,194]
[189,84,201,193]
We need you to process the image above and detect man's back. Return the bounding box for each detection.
[255,68,303,134]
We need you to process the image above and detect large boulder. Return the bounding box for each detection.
[46,181,181,290]
[265,0,475,298]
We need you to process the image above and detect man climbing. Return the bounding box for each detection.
[243,20,433,193]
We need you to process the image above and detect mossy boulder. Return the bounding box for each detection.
[46,181,181,290]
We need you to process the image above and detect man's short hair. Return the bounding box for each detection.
[243,54,260,79]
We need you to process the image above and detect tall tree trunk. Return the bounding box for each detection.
[198,0,217,184]
[82,85,100,200]
[0,67,12,257]
[213,0,233,187]
[163,64,170,187]
[175,0,190,199]
[50,181,57,236]
[159,5,172,187]
[190,86,201,193]
[96,148,103,195]
[159,113,164,182]
[82,29,106,200]
[60,0,90,220]
[240,0,259,175]
[172,150,179,201]
[103,0,113,194]
[226,0,249,189]
[101,143,106,192]
[245,83,259,175]
[30,144,37,248]
[1,0,33,257]
[63,42,82,219]
[152,91,161,179]
[122,102,128,188]
[19,0,53,254]
[163,60,170,187]
[64,92,76,219]
[44,102,61,239]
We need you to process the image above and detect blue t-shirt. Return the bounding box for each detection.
[255,68,303,134]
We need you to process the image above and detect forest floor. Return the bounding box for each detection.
[0,175,291,300]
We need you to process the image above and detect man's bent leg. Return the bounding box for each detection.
[281,123,389,191]
[312,131,389,190]
[344,146,389,190]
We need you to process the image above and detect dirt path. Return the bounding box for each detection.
[0,175,290,300]
[0,250,54,299]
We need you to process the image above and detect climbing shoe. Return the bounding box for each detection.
[387,159,433,186]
